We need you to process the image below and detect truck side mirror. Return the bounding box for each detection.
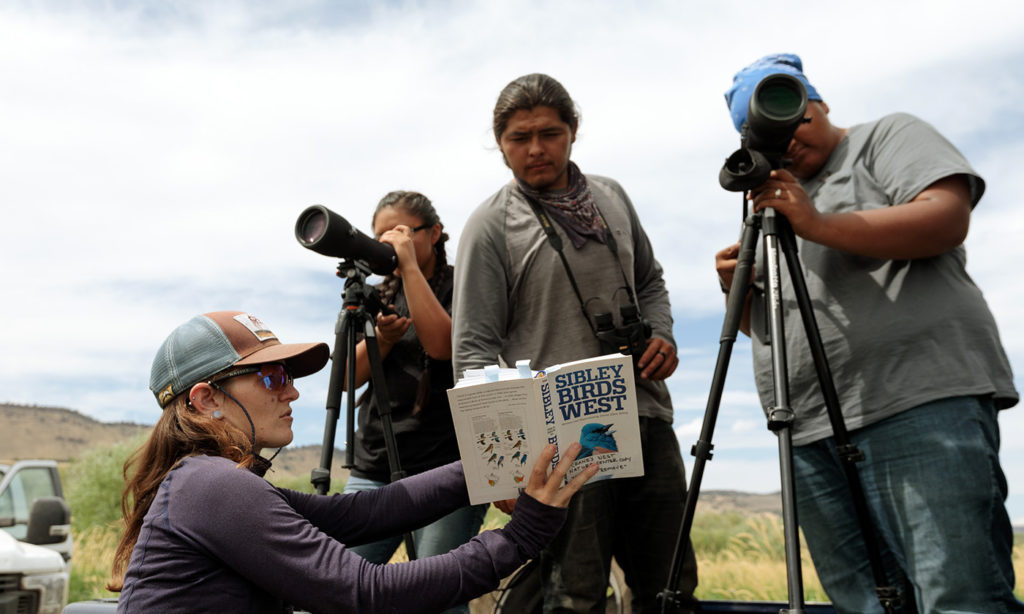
[26,496,71,546]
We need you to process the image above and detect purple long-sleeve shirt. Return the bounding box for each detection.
[118,455,563,613]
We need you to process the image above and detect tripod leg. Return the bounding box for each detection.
[760,209,807,613]
[361,318,418,561]
[776,221,902,613]
[658,214,760,614]
[311,306,353,495]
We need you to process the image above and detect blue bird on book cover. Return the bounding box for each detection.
[578,423,618,458]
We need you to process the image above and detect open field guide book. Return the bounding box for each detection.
[447,353,644,504]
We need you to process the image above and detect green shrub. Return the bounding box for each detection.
[65,435,146,533]
[267,473,322,494]
[691,511,750,556]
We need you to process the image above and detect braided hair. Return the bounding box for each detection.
[372,191,451,307]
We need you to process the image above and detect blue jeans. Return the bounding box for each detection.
[794,396,1023,614]
[541,417,698,614]
[342,475,488,614]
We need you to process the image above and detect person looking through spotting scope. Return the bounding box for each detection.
[340,191,488,614]
[715,53,1020,614]
[452,73,699,614]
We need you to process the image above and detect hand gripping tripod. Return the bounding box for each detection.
[657,204,907,614]
[311,258,417,560]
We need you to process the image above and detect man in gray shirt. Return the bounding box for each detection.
[716,54,1020,614]
[452,73,698,613]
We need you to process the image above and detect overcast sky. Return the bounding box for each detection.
[2,0,1023,519]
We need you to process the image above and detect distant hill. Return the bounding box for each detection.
[1,402,788,515]
[1,403,150,462]
[0,403,345,482]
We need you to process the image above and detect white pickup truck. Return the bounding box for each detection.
[0,459,73,614]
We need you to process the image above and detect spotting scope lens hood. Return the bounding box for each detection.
[744,73,808,156]
[719,73,809,192]
[295,204,398,275]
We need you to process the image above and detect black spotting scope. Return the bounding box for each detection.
[720,73,809,192]
[295,204,398,275]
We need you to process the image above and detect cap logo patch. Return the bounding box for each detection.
[158,384,175,407]
[234,314,278,342]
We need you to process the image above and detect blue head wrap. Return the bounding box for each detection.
[724,53,822,133]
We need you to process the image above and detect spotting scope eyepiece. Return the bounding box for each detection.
[295,205,397,275]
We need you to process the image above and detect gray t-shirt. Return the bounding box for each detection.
[452,175,675,423]
[749,112,1018,445]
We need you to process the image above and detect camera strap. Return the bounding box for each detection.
[521,192,642,333]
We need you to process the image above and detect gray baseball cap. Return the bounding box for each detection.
[150,311,329,408]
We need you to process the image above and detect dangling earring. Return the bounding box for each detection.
[213,410,223,420]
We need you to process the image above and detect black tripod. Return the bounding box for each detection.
[311,258,417,560]
[657,204,906,614]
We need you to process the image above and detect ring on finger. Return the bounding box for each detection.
[774,188,782,198]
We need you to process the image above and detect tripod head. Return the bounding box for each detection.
[336,259,395,317]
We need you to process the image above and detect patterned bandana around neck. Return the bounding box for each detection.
[517,161,607,249]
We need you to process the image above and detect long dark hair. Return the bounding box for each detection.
[372,191,451,306]
[492,73,580,142]
[108,393,254,591]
